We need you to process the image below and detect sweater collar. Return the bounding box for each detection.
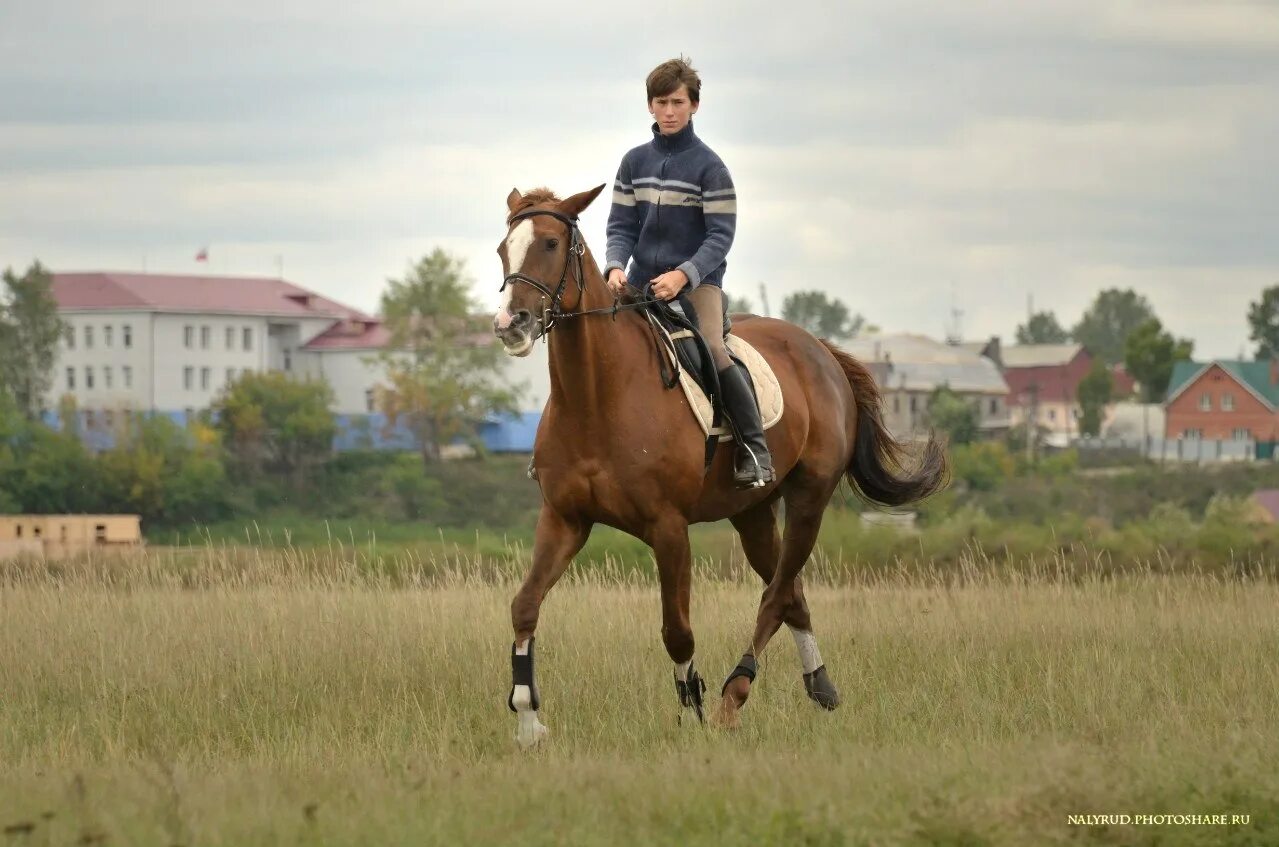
[650,120,698,153]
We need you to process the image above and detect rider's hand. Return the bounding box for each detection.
[650,270,688,301]
[607,268,628,296]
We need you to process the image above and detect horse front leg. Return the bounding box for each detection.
[648,515,705,724]
[509,505,591,748]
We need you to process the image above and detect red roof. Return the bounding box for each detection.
[303,318,393,350]
[52,272,373,321]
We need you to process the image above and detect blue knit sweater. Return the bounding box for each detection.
[604,121,737,290]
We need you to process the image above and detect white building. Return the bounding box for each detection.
[48,271,398,417]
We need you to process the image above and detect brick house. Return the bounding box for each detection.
[1164,360,1279,445]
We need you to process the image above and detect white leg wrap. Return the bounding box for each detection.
[512,638,548,748]
[789,626,823,675]
[674,659,692,683]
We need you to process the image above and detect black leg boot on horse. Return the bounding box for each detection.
[718,363,775,489]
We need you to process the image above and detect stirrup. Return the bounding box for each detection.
[733,443,775,489]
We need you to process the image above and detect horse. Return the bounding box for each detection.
[492,183,947,747]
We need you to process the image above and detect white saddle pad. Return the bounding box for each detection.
[660,329,784,442]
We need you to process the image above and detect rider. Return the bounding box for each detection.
[604,56,775,488]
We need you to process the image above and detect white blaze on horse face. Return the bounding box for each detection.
[496,218,535,331]
[789,626,824,675]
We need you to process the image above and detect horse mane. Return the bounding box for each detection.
[508,187,562,221]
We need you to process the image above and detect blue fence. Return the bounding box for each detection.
[39,409,541,454]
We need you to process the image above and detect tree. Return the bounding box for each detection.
[927,386,979,446]
[211,371,335,483]
[1071,289,1155,365]
[0,261,66,419]
[96,414,231,525]
[781,290,865,341]
[724,293,753,314]
[1246,285,1279,360]
[1123,318,1195,402]
[1015,311,1070,345]
[1077,358,1113,437]
[374,249,523,465]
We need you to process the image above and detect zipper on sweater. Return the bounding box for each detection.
[654,151,670,272]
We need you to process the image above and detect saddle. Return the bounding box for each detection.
[641,293,783,460]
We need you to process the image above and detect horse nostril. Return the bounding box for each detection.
[513,310,533,327]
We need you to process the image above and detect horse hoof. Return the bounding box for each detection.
[711,695,742,730]
[516,712,550,749]
[804,666,840,710]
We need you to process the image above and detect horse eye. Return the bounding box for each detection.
[546,238,559,250]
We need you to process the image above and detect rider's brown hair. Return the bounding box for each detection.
[646,56,701,105]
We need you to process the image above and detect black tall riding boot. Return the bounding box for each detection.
[718,364,776,488]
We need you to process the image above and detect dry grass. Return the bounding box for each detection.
[1,546,1277,845]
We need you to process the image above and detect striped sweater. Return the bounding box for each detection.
[604,121,737,290]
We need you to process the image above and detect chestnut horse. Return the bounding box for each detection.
[493,184,947,746]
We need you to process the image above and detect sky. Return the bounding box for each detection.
[2,0,1277,359]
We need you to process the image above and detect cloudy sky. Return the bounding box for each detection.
[3,0,1277,358]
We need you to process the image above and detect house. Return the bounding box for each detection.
[1164,359,1279,447]
[44,271,542,452]
[1000,343,1135,445]
[0,514,141,560]
[844,333,1011,441]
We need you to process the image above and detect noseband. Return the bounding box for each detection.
[499,208,586,335]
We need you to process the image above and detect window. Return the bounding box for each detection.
[365,388,376,413]
[95,524,107,543]
[989,399,998,415]
[66,367,75,390]
[60,525,67,542]
[1233,428,1252,441]
[909,395,917,413]
[84,325,94,348]
[1184,428,1203,439]
[226,327,235,350]
[66,324,75,349]
[200,367,210,390]
[1199,393,1211,411]
[1048,408,1057,422]
[122,366,132,388]
[104,410,115,428]
[123,324,132,348]
[226,367,236,385]
[200,325,210,349]
[242,367,251,378]
[104,325,113,347]
[85,366,94,389]
[33,526,41,538]
[1222,393,1235,411]
[15,525,22,538]
[283,348,292,371]
[103,366,113,389]
[84,409,95,428]
[242,326,253,351]
[184,325,194,348]
[183,366,194,390]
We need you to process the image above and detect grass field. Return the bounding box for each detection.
[2,547,1277,845]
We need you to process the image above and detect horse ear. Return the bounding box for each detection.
[506,188,522,213]
[559,183,607,218]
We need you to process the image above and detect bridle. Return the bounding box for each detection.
[498,207,659,337]
[498,208,587,335]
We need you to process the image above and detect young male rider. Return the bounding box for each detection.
[604,56,774,488]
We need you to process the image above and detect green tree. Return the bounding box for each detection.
[1123,318,1195,402]
[724,293,753,314]
[1246,285,1279,360]
[96,414,231,525]
[1071,289,1155,365]
[0,261,66,419]
[1077,359,1113,436]
[374,249,523,465]
[781,290,865,341]
[1015,311,1070,344]
[211,371,335,483]
[927,386,979,446]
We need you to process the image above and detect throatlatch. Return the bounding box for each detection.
[508,638,541,713]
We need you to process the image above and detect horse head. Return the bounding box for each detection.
[493,184,606,356]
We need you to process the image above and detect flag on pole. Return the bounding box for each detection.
[195,247,209,262]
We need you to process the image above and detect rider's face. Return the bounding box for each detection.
[649,85,697,135]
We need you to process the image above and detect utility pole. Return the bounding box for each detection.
[758,282,771,318]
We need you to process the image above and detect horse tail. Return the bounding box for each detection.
[819,339,950,508]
